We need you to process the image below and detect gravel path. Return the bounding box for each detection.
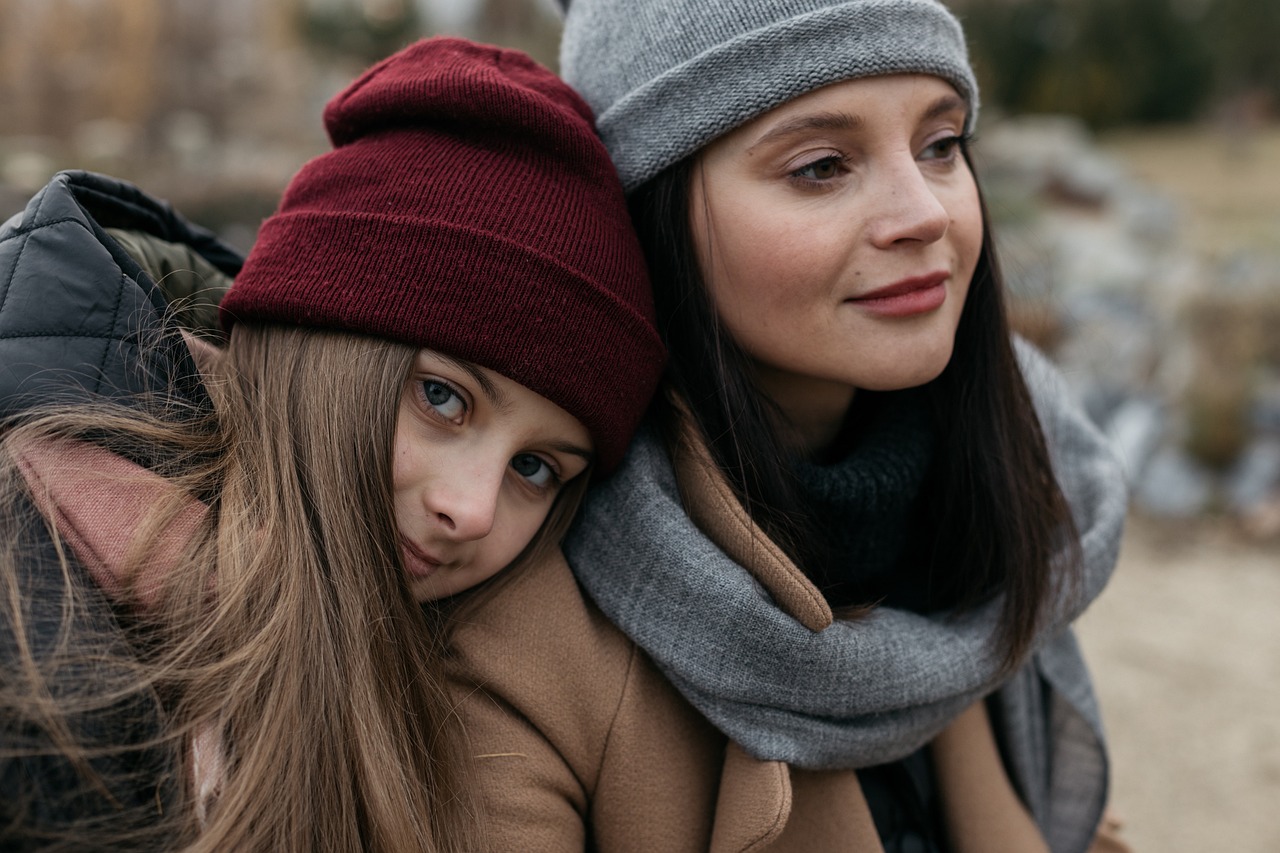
[1077,518,1280,853]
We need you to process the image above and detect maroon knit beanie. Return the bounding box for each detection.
[220,37,663,472]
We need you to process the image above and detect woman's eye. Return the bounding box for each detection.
[790,156,844,181]
[511,453,557,490]
[920,135,963,162]
[421,380,466,422]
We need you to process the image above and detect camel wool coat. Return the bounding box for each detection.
[445,418,1065,852]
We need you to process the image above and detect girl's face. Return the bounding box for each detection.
[690,74,983,420]
[393,349,592,601]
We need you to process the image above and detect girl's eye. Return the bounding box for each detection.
[420,379,466,422]
[920,135,964,162]
[790,155,845,182]
[511,453,558,491]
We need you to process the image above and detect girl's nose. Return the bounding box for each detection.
[866,158,951,249]
[425,470,500,541]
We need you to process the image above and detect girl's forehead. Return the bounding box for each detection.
[408,348,592,445]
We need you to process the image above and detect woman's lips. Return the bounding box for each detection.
[847,272,949,317]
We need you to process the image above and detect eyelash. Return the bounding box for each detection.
[512,453,562,494]
[787,133,972,185]
[417,378,468,424]
[789,154,847,184]
[920,133,970,162]
[415,377,565,495]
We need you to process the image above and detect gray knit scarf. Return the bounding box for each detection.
[564,339,1128,853]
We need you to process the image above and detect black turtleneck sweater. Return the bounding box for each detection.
[789,388,951,853]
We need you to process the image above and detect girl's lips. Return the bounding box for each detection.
[847,272,949,318]
[400,540,444,578]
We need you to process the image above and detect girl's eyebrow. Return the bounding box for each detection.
[746,93,969,153]
[428,352,511,413]
[549,441,594,462]
[424,353,591,459]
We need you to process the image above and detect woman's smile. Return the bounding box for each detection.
[689,74,983,429]
[845,270,950,317]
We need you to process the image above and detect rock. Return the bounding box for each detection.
[1250,378,1280,434]
[1240,497,1280,540]
[1104,396,1167,482]
[1055,291,1161,400]
[1134,446,1214,518]
[1225,438,1280,515]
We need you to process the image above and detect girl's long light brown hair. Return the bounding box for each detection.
[0,323,513,851]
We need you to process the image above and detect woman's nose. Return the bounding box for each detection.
[866,158,951,248]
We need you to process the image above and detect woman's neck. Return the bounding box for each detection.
[753,365,857,458]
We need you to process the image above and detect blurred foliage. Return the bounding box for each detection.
[1203,0,1280,100]
[1180,289,1280,469]
[295,0,561,73]
[298,0,427,64]
[474,0,563,71]
[956,0,1280,128]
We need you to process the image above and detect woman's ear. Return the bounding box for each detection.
[182,330,225,376]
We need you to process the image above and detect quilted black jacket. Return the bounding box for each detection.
[0,170,240,417]
[0,171,241,849]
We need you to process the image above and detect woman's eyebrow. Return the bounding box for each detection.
[747,111,862,152]
[922,94,968,123]
[746,95,968,154]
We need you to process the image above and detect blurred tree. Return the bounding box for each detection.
[957,0,1219,127]
[1202,0,1280,107]
[474,0,562,69]
[0,0,314,157]
[298,0,427,65]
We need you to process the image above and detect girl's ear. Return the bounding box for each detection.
[182,330,225,376]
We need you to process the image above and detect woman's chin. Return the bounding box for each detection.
[854,347,956,393]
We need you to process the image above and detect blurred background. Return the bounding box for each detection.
[2,1,1277,849]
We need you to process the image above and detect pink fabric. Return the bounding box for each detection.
[14,438,207,609]
[15,438,222,821]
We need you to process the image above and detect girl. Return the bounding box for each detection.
[445,2,1129,852]
[0,37,663,852]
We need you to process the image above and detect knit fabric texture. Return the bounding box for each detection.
[557,0,979,190]
[786,390,934,610]
[565,339,1127,853]
[221,37,664,471]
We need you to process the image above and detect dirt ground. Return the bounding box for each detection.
[1099,125,1280,258]
[1076,517,1280,853]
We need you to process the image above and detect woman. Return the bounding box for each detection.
[445,2,1129,851]
[0,38,663,851]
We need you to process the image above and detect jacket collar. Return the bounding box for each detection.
[15,436,208,609]
[0,171,241,420]
[665,393,833,633]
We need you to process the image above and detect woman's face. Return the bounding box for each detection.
[393,349,592,601]
[690,74,983,413]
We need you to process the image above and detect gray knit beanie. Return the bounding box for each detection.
[557,0,978,191]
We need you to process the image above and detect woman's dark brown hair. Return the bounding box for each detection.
[628,145,1080,669]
